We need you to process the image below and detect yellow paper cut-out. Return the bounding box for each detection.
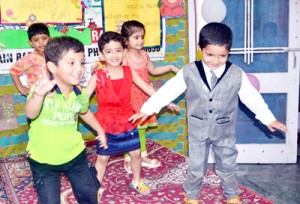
[103,0,161,47]
[0,0,82,24]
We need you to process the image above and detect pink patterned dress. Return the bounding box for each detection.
[124,50,157,128]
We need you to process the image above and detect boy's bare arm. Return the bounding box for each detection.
[25,93,46,119]
[25,71,56,119]
[79,110,108,149]
[11,74,30,95]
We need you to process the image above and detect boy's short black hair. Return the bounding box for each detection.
[98,31,126,52]
[198,22,233,51]
[44,36,84,65]
[27,23,50,40]
[121,20,145,40]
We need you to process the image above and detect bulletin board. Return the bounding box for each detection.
[102,0,161,47]
[0,0,165,74]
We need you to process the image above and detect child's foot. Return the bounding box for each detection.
[141,157,161,168]
[226,195,241,204]
[97,188,105,202]
[130,179,151,195]
[124,160,132,174]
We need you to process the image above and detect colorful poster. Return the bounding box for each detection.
[102,0,161,47]
[0,0,83,24]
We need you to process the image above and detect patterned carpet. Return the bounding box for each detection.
[0,139,273,204]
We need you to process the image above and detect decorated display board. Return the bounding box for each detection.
[0,0,166,74]
[103,0,161,47]
[0,0,83,24]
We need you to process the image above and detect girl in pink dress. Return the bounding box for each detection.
[121,20,179,173]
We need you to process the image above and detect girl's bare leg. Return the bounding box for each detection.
[128,148,151,195]
[129,149,142,181]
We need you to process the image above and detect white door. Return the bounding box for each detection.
[188,0,300,163]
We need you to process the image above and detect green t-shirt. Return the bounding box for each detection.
[27,87,89,165]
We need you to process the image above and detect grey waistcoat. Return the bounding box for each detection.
[183,61,242,141]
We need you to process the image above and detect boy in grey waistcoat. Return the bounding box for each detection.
[129,22,287,204]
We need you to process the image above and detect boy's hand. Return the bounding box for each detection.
[167,103,180,112]
[128,112,149,124]
[20,86,30,96]
[96,129,108,149]
[267,120,288,132]
[170,65,179,74]
[34,71,56,97]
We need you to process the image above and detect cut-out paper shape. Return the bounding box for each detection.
[25,14,39,27]
[81,0,90,8]
[158,0,185,19]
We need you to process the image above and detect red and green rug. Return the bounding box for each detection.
[0,139,273,204]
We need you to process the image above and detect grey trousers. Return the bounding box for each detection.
[182,136,242,200]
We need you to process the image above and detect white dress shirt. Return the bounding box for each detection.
[141,61,276,126]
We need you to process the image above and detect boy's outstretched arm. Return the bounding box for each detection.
[129,103,180,124]
[25,70,56,119]
[79,110,108,149]
[11,74,30,95]
[239,72,288,134]
[131,68,181,112]
[267,120,288,133]
[129,69,186,124]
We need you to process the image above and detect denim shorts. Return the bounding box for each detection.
[97,128,140,156]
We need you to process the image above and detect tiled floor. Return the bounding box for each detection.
[236,140,300,204]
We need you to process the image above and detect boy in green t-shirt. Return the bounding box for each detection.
[25,36,107,203]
